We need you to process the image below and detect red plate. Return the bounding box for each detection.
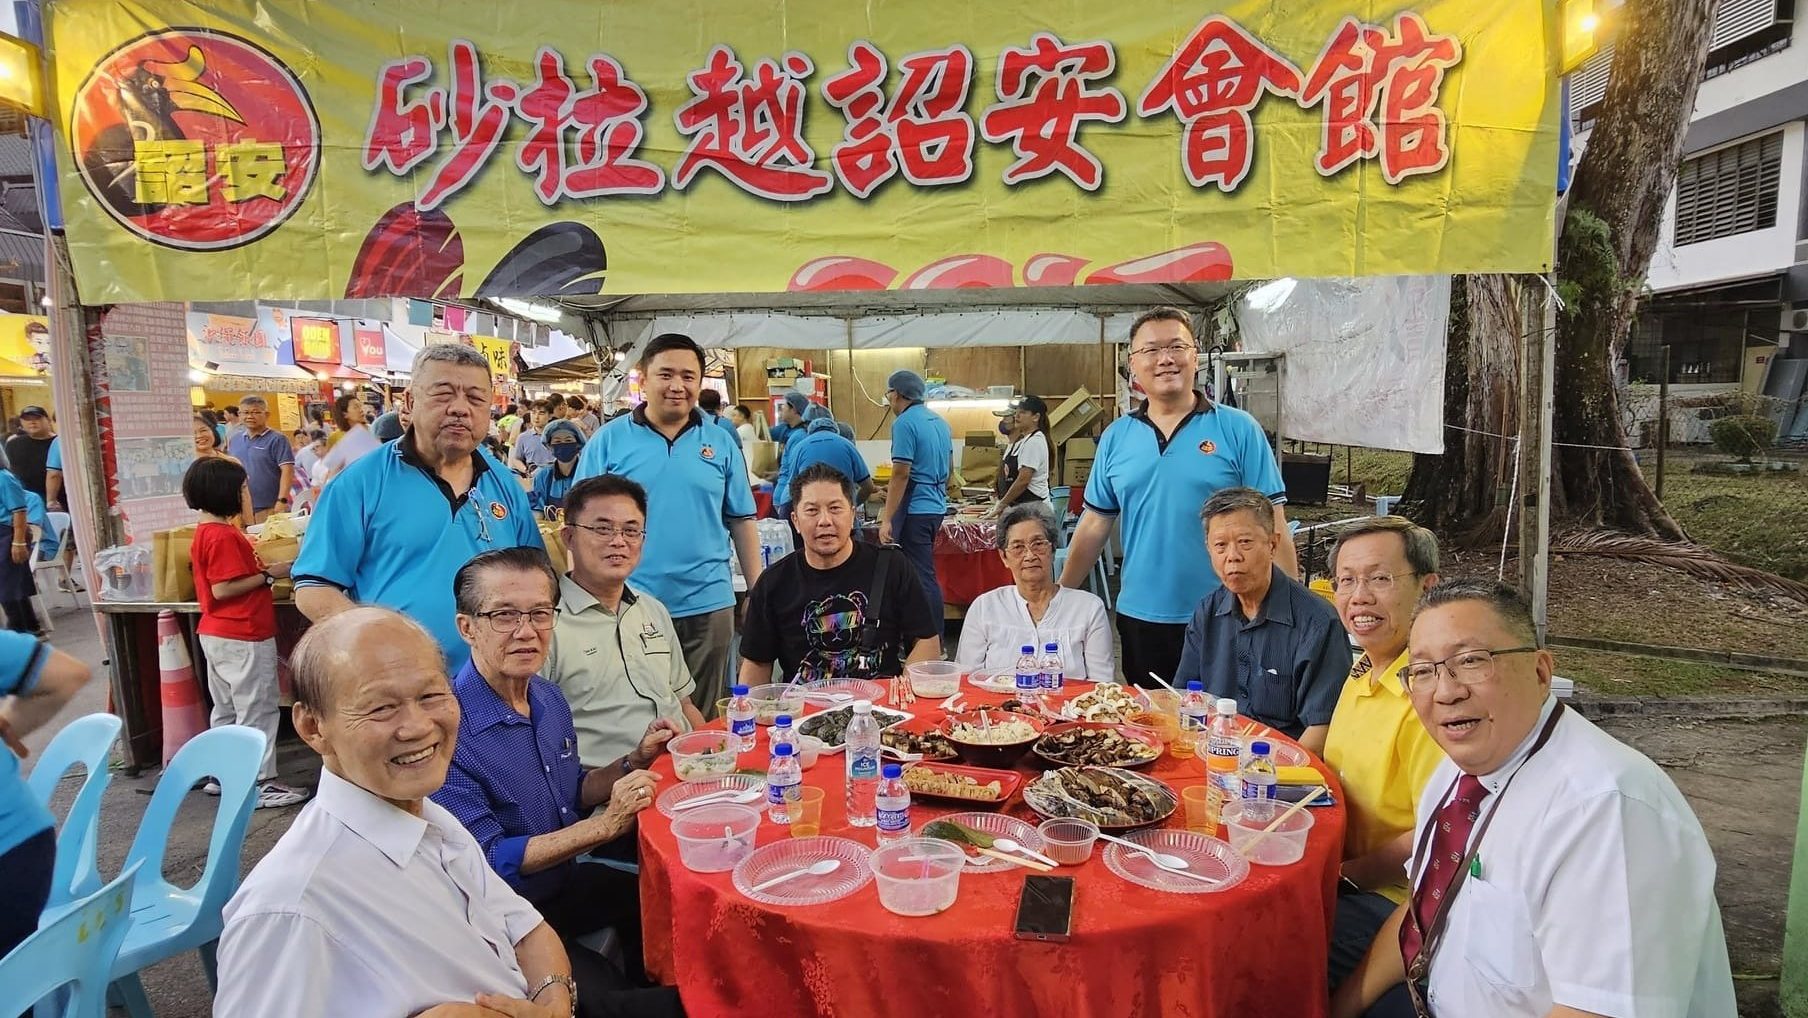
[1031,721,1165,769]
[900,761,1022,808]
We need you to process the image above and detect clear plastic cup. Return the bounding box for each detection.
[794,735,824,770]
[1222,797,1316,866]
[788,787,826,838]
[671,803,761,872]
[1037,817,1100,866]
[871,837,964,916]
[905,660,962,697]
[1181,785,1218,837]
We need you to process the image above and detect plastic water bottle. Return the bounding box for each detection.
[1039,642,1065,694]
[1174,681,1208,761]
[1241,740,1278,823]
[766,743,801,823]
[771,714,794,754]
[844,700,882,827]
[1206,698,1243,802]
[728,684,756,752]
[1014,645,1042,711]
[876,763,911,843]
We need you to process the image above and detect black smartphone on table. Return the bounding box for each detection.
[1013,875,1075,942]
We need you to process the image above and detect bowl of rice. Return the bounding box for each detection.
[939,708,1047,769]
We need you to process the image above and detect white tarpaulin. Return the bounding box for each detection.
[1235,277,1449,454]
[602,308,1139,351]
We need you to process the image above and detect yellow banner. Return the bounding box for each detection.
[46,0,1559,304]
[472,336,514,382]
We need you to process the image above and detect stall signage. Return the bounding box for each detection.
[473,335,514,382]
[353,324,387,369]
[185,311,278,366]
[291,316,342,364]
[49,0,1558,303]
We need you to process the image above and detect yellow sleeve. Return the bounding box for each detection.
[1397,716,1447,808]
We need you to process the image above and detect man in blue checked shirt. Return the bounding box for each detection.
[293,343,543,671]
[433,547,681,1015]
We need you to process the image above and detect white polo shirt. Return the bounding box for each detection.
[955,585,1115,680]
[216,768,542,1017]
[1410,696,1735,1017]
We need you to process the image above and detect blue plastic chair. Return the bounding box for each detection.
[25,713,123,909]
[0,864,141,1018]
[106,726,265,1017]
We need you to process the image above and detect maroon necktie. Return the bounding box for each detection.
[1399,774,1488,972]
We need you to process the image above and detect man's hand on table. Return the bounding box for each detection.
[590,768,659,841]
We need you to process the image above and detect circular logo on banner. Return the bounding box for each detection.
[69,27,320,250]
[490,501,508,520]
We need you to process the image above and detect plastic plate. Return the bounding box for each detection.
[733,836,875,906]
[1103,828,1249,894]
[656,774,767,818]
[918,811,1046,873]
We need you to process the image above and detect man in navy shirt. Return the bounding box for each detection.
[1060,307,1298,687]
[877,369,952,635]
[226,396,294,521]
[432,548,678,1012]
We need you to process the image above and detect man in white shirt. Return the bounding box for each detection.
[1332,579,1735,1018]
[215,606,577,1018]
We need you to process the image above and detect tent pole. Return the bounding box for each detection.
[1517,278,1555,642]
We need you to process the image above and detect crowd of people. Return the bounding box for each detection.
[0,306,1737,1016]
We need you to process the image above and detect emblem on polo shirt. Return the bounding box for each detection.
[701,445,716,460]
[489,501,507,520]
[1198,440,1217,455]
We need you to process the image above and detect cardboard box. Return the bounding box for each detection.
[1048,388,1100,446]
[746,440,780,477]
[1062,438,1096,488]
[962,445,1002,478]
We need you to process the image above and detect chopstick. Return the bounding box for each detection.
[1239,786,1327,852]
[975,846,1054,872]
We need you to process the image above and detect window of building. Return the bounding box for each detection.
[1673,132,1783,246]
[1629,307,1767,384]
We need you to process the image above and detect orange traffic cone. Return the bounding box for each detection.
[157,610,208,766]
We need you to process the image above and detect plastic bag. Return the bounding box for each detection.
[94,544,153,602]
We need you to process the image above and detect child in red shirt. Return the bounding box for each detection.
[182,458,306,809]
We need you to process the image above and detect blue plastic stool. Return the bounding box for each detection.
[26,713,122,908]
[0,864,141,1018]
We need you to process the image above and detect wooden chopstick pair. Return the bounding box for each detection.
[974,846,1054,872]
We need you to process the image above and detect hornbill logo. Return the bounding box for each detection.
[79,45,243,216]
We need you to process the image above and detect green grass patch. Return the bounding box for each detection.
[1641,457,1808,582]
[1556,648,1805,698]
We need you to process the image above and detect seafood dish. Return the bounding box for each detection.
[796,705,910,747]
[882,727,958,761]
[1024,766,1178,829]
[1062,683,1143,722]
[1032,724,1163,767]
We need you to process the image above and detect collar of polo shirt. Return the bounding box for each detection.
[1131,389,1214,421]
[398,427,492,508]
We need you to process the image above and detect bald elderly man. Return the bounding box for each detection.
[216,607,672,1018]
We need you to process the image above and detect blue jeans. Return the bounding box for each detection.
[898,513,944,638]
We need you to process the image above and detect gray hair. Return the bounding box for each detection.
[237,394,267,409]
[290,606,439,712]
[1199,487,1274,534]
[1416,578,1540,647]
[410,341,492,378]
[1327,516,1440,577]
[453,547,560,617]
[994,503,1058,551]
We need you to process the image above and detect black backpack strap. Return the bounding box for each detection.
[860,545,895,653]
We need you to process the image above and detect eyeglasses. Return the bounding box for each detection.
[1003,538,1053,557]
[1403,647,1539,693]
[470,608,557,633]
[568,522,646,542]
[1129,341,1197,360]
[1331,571,1417,595]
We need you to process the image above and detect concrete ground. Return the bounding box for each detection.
[17,596,1807,1017]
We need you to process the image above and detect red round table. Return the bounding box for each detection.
[638,680,1345,1018]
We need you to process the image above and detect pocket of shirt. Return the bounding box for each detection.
[1246,667,1296,724]
[1456,876,1542,991]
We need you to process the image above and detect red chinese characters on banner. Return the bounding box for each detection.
[672,47,833,201]
[979,33,1126,190]
[516,48,665,203]
[1298,14,1463,182]
[822,43,977,197]
[1137,16,1304,192]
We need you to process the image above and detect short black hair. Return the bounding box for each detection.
[1417,578,1540,647]
[566,395,587,411]
[697,389,723,412]
[453,546,559,616]
[192,414,221,450]
[790,462,855,509]
[565,473,648,521]
[545,392,566,408]
[1128,306,1194,344]
[640,332,706,374]
[223,404,239,416]
[182,456,247,517]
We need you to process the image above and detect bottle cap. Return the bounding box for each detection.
[1250,740,1271,756]
[1216,697,1237,713]
[1020,645,1036,653]
[773,743,794,757]
[731,685,749,696]
[853,699,872,713]
[1187,680,1203,692]
[774,715,791,727]
[1044,642,1058,651]
[882,763,902,779]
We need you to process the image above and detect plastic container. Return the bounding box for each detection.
[1013,645,1042,713]
[1221,797,1316,866]
[845,700,882,827]
[747,683,808,725]
[1039,642,1064,694]
[667,730,739,781]
[795,735,825,769]
[766,743,802,823]
[905,660,962,698]
[871,837,965,916]
[1240,740,1279,823]
[671,803,761,872]
[1037,817,1100,866]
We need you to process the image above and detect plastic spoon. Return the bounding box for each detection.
[991,837,1060,868]
[671,787,763,811]
[1146,671,1181,696]
[748,858,841,893]
[1094,832,1222,886]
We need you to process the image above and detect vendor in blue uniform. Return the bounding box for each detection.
[876,370,952,636]
[575,333,762,715]
[293,343,543,670]
[528,419,584,516]
[772,405,873,518]
[1059,307,1297,688]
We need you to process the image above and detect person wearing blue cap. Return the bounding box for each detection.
[878,369,952,634]
[773,391,809,471]
[528,419,585,515]
[772,406,874,518]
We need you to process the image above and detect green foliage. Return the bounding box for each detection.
[1708,415,1778,462]
[1556,209,1631,321]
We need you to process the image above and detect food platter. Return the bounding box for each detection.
[795,704,911,750]
[881,720,958,762]
[899,761,1021,807]
[1031,722,1164,769]
[1060,683,1145,722]
[1023,766,1179,830]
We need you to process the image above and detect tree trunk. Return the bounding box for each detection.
[1403,275,1522,539]
[1549,0,1717,540]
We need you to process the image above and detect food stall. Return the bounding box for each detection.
[33,0,1558,1010]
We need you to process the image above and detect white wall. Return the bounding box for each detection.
[1691,17,1808,120]
[1647,121,1804,292]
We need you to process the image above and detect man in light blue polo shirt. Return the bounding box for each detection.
[696,388,743,450]
[773,406,873,518]
[878,369,952,635]
[294,343,542,671]
[774,391,808,470]
[575,333,761,713]
[0,632,92,954]
[1060,307,1297,688]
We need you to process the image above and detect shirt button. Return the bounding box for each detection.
[543,765,550,773]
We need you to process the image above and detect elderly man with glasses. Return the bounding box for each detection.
[431,547,682,1017]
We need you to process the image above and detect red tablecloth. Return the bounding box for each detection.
[639,681,1345,1018]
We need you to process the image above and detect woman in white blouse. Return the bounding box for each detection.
[957,504,1115,680]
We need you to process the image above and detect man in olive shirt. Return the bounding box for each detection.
[544,474,704,766]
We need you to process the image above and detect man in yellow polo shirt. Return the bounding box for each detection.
[1321,516,1446,993]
